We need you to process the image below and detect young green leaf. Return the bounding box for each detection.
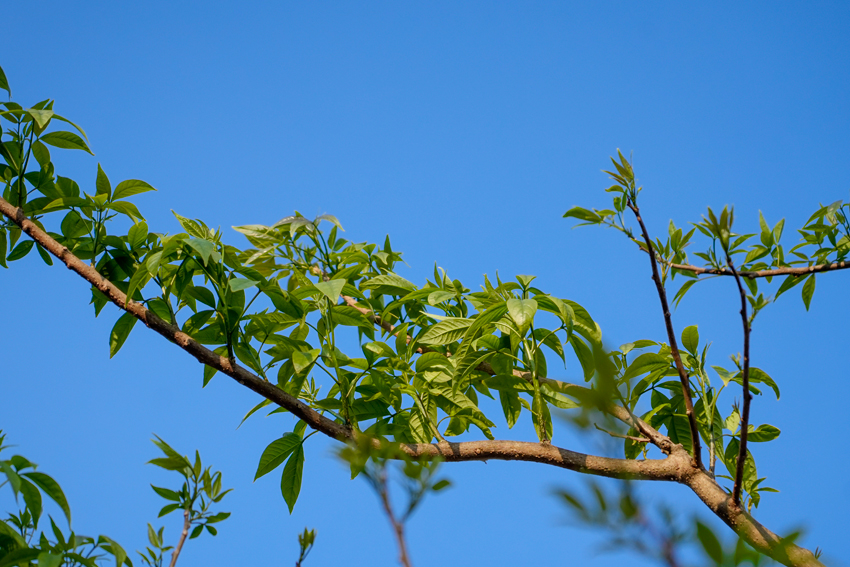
[681,325,699,354]
[109,312,138,358]
[40,131,93,154]
[254,433,302,480]
[21,472,71,524]
[113,179,156,201]
[96,164,112,199]
[281,445,305,513]
[419,318,474,345]
[314,278,346,302]
[506,298,537,332]
[801,274,816,310]
[0,65,9,96]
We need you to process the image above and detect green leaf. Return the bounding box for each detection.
[312,213,343,230]
[254,433,302,480]
[801,274,815,310]
[96,164,112,199]
[35,243,53,266]
[733,367,780,399]
[109,312,138,358]
[681,325,699,354]
[330,305,372,329]
[19,478,43,525]
[563,206,602,223]
[229,277,258,292]
[506,298,537,332]
[127,221,149,249]
[185,238,216,265]
[40,131,93,154]
[0,549,40,567]
[696,521,723,564]
[747,424,780,442]
[22,472,71,524]
[419,318,474,345]
[150,485,181,501]
[292,349,320,374]
[427,290,455,305]
[622,352,670,381]
[26,108,54,130]
[360,273,416,295]
[113,179,156,200]
[499,391,522,428]
[125,265,152,306]
[280,445,305,513]
[99,535,128,567]
[109,200,146,221]
[0,65,9,96]
[314,278,346,302]
[172,210,209,238]
[570,336,595,381]
[7,239,34,261]
[36,552,63,567]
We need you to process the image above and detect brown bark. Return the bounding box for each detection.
[169,508,190,567]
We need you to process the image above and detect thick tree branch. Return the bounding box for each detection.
[0,197,825,566]
[627,200,703,469]
[683,468,824,567]
[726,258,752,506]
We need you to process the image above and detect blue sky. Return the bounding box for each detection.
[2,2,849,565]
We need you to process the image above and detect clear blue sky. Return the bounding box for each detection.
[2,2,849,565]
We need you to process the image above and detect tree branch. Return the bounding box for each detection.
[169,509,190,567]
[726,257,752,506]
[627,200,703,469]
[0,197,825,567]
[376,468,413,567]
[663,258,849,279]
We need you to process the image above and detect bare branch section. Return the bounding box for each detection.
[726,258,752,506]
[627,200,703,470]
[0,197,825,567]
[169,509,191,567]
[666,259,850,279]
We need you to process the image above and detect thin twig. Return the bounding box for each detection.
[655,255,850,279]
[726,257,752,506]
[377,469,413,567]
[169,509,191,567]
[627,199,703,470]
